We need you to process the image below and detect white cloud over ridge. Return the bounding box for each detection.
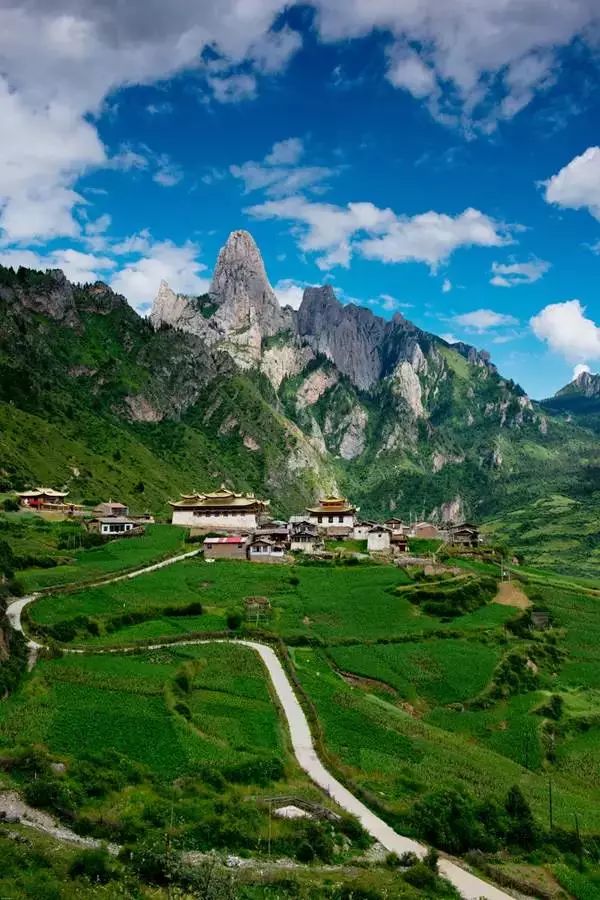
[247,195,512,270]
[530,299,600,364]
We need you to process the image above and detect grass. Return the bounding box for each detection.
[328,639,501,706]
[28,558,515,646]
[17,523,189,592]
[0,644,287,781]
[292,647,600,833]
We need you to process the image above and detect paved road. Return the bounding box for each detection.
[6,565,514,900]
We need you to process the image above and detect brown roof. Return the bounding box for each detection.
[170,485,269,510]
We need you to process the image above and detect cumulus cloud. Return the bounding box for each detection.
[442,278,452,293]
[0,2,298,242]
[453,308,519,332]
[530,299,600,364]
[311,0,599,128]
[274,278,308,309]
[0,247,115,284]
[231,137,332,198]
[490,258,550,287]
[543,146,600,220]
[110,238,210,311]
[247,195,512,270]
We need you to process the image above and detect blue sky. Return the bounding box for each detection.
[1,2,600,398]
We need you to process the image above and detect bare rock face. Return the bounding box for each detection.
[260,341,315,390]
[297,286,386,391]
[296,367,339,409]
[391,361,424,418]
[324,404,368,460]
[149,230,293,368]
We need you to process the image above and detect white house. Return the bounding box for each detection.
[353,520,374,540]
[169,486,269,531]
[247,537,286,563]
[367,525,391,552]
[99,517,137,536]
[306,495,356,536]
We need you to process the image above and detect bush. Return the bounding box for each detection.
[69,849,115,884]
[403,862,437,890]
[226,611,242,631]
[2,498,19,512]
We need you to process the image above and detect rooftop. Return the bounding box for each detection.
[171,484,269,509]
[203,535,247,544]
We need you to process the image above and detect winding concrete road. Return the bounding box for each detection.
[5,567,513,900]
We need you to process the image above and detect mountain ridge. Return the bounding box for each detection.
[0,233,598,572]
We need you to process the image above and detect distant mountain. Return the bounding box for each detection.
[0,231,598,571]
[541,370,600,434]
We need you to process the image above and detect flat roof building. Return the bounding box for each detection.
[169,485,269,532]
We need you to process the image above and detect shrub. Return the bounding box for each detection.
[69,849,115,884]
[403,862,437,890]
[226,611,242,631]
[2,498,19,512]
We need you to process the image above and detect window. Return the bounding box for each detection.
[318,516,322,524]
[328,516,334,523]
[338,515,343,523]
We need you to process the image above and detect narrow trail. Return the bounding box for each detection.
[5,565,514,900]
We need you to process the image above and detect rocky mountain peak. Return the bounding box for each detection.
[210,229,281,325]
[562,369,600,397]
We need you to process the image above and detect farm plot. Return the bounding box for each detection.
[328,639,501,706]
[0,645,286,781]
[17,524,188,592]
[28,558,514,647]
[291,647,600,833]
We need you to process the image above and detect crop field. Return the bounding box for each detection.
[28,557,517,646]
[0,645,285,780]
[291,647,600,833]
[328,638,501,706]
[17,523,188,592]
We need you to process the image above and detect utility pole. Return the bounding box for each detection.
[268,798,272,858]
[575,812,583,871]
[548,777,554,832]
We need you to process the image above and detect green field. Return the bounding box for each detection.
[292,647,600,833]
[29,558,518,646]
[16,523,189,592]
[328,639,501,706]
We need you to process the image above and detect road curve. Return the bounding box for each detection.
[6,582,513,899]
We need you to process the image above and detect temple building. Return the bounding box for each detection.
[169,486,270,531]
[306,495,356,536]
[17,488,70,510]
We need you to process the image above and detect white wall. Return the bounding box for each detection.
[309,513,354,530]
[172,510,258,530]
[367,532,390,551]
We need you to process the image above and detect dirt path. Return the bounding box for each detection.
[0,791,119,855]
[493,581,531,609]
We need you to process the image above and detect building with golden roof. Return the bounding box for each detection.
[169,485,270,532]
[306,495,356,536]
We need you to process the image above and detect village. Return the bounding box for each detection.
[15,485,482,564]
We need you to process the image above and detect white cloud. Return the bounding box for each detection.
[266,138,304,166]
[0,247,115,283]
[231,137,332,198]
[442,278,452,293]
[453,308,519,332]
[207,73,257,104]
[274,278,308,310]
[153,157,183,187]
[490,258,550,287]
[247,195,513,270]
[543,146,600,220]
[0,2,296,242]
[386,46,437,99]
[440,332,459,344]
[311,0,599,128]
[530,299,600,364]
[110,239,210,311]
[573,363,591,379]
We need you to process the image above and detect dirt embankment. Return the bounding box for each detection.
[493,582,531,609]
